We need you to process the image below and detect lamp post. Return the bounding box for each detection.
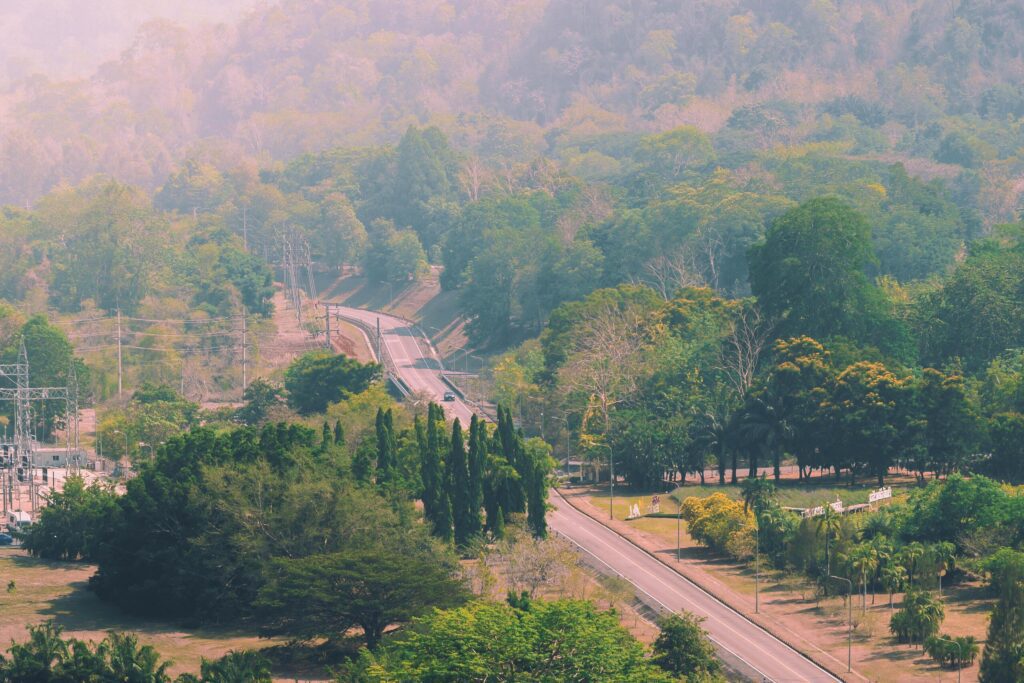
[755,513,760,613]
[139,442,153,459]
[552,415,571,477]
[676,499,682,562]
[829,575,853,673]
[933,636,963,683]
[592,441,614,519]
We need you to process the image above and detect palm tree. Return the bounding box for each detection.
[100,632,171,682]
[850,544,880,613]
[7,622,70,676]
[881,564,908,610]
[737,394,790,481]
[740,475,776,515]
[816,505,843,578]
[927,541,956,594]
[200,650,273,683]
[900,542,926,588]
[690,411,729,485]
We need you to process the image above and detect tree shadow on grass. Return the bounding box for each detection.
[37,581,257,642]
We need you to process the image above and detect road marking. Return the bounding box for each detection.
[550,497,840,682]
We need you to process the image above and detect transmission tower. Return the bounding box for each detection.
[0,342,78,518]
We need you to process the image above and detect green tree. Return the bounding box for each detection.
[825,361,914,485]
[979,551,1024,682]
[284,351,381,415]
[447,418,474,546]
[255,536,467,649]
[234,378,282,425]
[375,408,396,485]
[525,437,552,539]
[2,315,89,440]
[890,589,944,645]
[194,651,272,683]
[748,197,894,349]
[22,477,118,561]
[916,368,980,477]
[989,412,1024,483]
[925,634,979,670]
[652,612,722,679]
[467,415,486,539]
[344,600,676,682]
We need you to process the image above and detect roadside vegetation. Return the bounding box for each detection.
[3,0,1024,678]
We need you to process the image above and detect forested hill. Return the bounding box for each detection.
[2,0,1024,206]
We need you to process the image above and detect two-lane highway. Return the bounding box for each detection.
[330,305,476,425]
[549,490,840,682]
[329,303,841,682]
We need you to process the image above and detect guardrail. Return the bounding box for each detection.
[330,311,412,398]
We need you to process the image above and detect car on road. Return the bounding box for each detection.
[443,391,456,402]
[0,533,13,546]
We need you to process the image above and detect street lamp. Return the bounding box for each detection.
[550,415,571,476]
[592,441,614,520]
[138,442,153,459]
[755,514,760,613]
[933,636,963,683]
[829,575,853,673]
[676,498,683,562]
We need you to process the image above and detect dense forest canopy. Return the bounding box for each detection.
[0,0,1022,214]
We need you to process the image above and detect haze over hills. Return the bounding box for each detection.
[0,0,256,85]
[0,0,1022,212]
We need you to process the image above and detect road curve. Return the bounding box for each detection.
[330,304,840,682]
[329,305,476,425]
[549,490,841,683]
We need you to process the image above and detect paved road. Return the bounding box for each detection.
[549,490,841,683]
[330,305,476,425]
[331,303,840,682]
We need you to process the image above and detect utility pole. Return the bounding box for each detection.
[240,311,248,397]
[755,516,760,613]
[242,206,248,252]
[323,303,333,351]
[116,309,123,398]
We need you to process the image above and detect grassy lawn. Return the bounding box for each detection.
[0,551,290,680]
[669,483,875,508]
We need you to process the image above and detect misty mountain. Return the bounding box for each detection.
[0,0,1022,206]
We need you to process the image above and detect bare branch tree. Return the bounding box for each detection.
[459,156,487,202]
[692,225,726,291]
[558,304,651,436]
[716,303,774,399]
[643,246,706,300]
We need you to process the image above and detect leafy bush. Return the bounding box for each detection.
[679,493,753,557]
[890,590,944,644]
[924,634,978,669]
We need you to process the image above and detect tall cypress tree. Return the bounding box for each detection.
[496,405,526,513]
[417,414,442,526]
[320,421,332,454]
[435,489,454,543]
[526,445,549,538]
[979,564,1024,681]
[333,419,345,445]
[375,408,394,484]
[467,415,484,538]
[447,419,473,546]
